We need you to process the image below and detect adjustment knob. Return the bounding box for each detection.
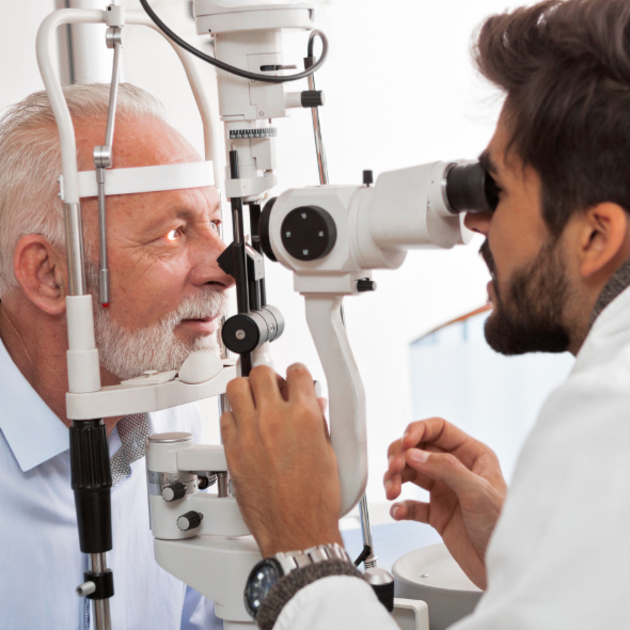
[281,206,337,261]
[162,481,186,502]
[301,90,325,108]
[176,510,203,531]
[357,278,377,292]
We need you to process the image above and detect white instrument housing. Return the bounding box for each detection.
[194,0,316,201]
[268,161,474,276]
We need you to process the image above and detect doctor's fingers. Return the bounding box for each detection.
[405,448,483,499]
[284,363,320,408]
[390,500,430,525]
[384,465,435,500]
[248,365,286,408]
[386,441,447,485]
[220,411,237,447]
[225,377,256,421]
[402,418,484,467]
[402,418,469,451]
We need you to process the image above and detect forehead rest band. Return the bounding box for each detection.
[58,161,214,201]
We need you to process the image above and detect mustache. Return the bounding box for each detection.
[162,288,228,329]
[479,239,496,278]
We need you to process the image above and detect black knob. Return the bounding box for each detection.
[364,568,394,612]
[363,170,373,187]
[70,419,112,554]
[198,474,217,490]
[176,510,203,531]
[281,206,337,261]
[301,90,325,107]
[357,278,377,292]
[162,481,186,502]
[222,306,284,354]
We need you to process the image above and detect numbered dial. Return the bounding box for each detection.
[280,206,337,261]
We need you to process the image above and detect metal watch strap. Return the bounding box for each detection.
[275,543,351,575]
[256,544,362,630]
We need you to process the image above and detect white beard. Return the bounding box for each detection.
[86,263,229,381]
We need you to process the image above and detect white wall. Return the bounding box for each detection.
[0,0,538,506]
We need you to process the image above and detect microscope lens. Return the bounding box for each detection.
[445,162,499,214]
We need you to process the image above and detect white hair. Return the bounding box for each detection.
[0,83,166,296]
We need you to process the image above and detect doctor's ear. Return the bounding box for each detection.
[13,235,67,316]
[576,203,630,279]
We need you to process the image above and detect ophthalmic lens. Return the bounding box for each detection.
[445,162,499,214]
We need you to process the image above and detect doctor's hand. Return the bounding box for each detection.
[383,418,507,590]
[221,363,343,558]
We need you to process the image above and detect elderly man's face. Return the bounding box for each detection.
[75,116,234,380]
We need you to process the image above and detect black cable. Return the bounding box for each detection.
[139,0,329,84]
[354,544,372,567]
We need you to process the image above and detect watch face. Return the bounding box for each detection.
[244,558,282,618]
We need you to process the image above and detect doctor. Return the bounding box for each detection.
[221,0,630,628]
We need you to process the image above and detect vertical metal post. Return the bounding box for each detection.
[94,29,123,308]
[229,149,253,376]
[305,33,329,186]
[359,495,378,569]
[91,553,112,630]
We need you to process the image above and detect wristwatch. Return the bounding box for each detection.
[244,543,351,619]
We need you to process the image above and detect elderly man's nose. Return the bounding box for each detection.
[464,211,492,236]
[190,234,236,288]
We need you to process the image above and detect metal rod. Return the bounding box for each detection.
[94,34,122,307]
[229,150,253,376]
[93,599,112,630]
[248,203,267,307]
[359,494,378,569]
[218,319,231,422]
[306,32,329,186]
[104,40,122,150]
[96,168,109,306]
[90,553,112,630]
[217,471,229,497]
[231,200,249,313]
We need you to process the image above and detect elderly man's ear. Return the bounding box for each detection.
[13,235,68,316]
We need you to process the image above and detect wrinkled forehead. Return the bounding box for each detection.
[72,116,217,251]
[73,115,200,171]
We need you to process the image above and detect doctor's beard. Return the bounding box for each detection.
[85,262,228,381]
[480,238,572,355]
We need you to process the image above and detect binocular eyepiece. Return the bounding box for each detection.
[444,162,499,215]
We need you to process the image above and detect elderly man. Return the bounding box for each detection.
[221,0,630,628]
[0,83,232,629]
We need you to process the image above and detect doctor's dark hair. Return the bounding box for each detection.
[474,0,630,237]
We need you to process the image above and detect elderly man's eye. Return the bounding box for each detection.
[165,228,184,242]
[211,220,221,233]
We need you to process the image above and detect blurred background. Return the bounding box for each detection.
[2,0,571,537]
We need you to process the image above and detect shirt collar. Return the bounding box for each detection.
[0,336,69,472]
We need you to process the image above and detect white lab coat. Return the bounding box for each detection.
[276,285,630,629]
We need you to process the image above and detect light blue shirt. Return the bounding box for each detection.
[0,337,222,630]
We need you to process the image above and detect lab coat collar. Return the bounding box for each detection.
[576,282,630,370]
[0,336,69,472]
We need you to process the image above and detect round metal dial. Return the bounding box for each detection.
[280,205,337,261]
